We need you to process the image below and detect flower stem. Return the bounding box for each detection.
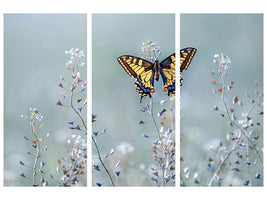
[150,97,162,141]
[208,131,241,186]
[92,136,115,186]
[70,90,87,130]
[30,118,40,186]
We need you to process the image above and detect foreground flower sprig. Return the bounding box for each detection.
[208,53,263,186]
[20,108,50,186]
[56,48,87,186]
[20,48,87,187]
[57,134,87,186]
[140,41,161,63]
[140,41,162,141]
[140,41,175,186]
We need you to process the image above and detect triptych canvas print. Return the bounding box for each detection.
[3,13,263,187]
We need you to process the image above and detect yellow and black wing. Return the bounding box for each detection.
[160,53,176,95]
[117,55,155,101]
[180,48,197,86]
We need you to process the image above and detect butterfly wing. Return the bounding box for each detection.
[160,53,176,95]
[180,48,197,86]
[117,55,155,101]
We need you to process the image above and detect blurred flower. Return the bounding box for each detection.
[116,142,134,155]
[214,54,220,59]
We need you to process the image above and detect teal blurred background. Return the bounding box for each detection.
[180,14,263,186]
[4,14,87,186]
[92,14,175,186]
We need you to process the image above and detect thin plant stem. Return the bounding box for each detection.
[162,158,166,186]
[92,136,115,186]
[219,65,232,121]
[70,90,87,130]
[170,96,175,130]
[149,97,165,186]
[208,131,241,186]
[30,118,40,186]
[69,83,115,186]
[150,97,162,141]
[70,56,87,130]
[246,142,252,186]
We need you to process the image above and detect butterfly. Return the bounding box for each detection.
[117,47,196,102]
[180,47,197,86]
[117,53,175,102]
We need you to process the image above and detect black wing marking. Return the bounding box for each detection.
[180,48,197,86]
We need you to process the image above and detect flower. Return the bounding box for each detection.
[214,54,220,59]
[116,142,134,154]
[140,41,161,63]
